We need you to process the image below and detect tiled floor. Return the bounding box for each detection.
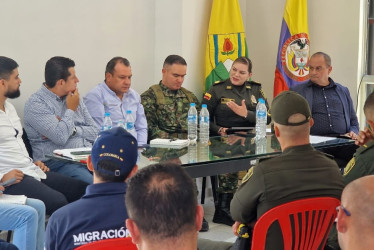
[197,178,237,244]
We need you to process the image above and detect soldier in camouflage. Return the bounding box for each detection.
[141,55,200,142]
[202,56,271,227]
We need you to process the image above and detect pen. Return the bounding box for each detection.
[0,177,17,187]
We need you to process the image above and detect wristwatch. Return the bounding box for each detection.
[71,127,77,137]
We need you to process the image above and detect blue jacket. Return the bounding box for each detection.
[291,79,359,135]
[45,182,131,250]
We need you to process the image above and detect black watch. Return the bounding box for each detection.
[72,127,77,136]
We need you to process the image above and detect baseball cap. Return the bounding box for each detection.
[271,91,311,126]
[91,127,138,177]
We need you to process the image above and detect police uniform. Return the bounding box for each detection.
[344,140,374,185]
[141,81,200,141]
[202,79,271,135]
[231,144,344,249]
[45,183,131,250]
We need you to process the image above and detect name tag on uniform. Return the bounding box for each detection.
[221,98,235,104]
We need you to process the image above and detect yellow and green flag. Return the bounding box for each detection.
[204,0,248,91]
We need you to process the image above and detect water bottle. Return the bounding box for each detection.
[187,103,198,142]
[117,119,126,129]
[255,136,267,155]
[125,110,135,133]
[255,98,267,139]
[102,112,112,131]
[188,143,198,163]
[199,104,210,145]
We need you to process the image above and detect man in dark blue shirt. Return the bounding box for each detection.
[45,127,138,250]
[291,52,359,168]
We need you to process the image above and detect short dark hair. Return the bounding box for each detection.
[45,56,75,88]
[105,57,130,75]
[233,56,252,73]
[311,52,332,67]
[94,160,127,182]
[125,163,196,241]
[0,56,18,80]
[163,55,187,68]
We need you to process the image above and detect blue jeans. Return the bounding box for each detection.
[44,159,93,184]
[0,198,45,250]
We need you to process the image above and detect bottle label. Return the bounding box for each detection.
[200,116,209,123]
[188,115,197,122]
[126,122,135,130]
[257,110,266,118]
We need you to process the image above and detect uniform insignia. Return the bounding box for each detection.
[260,89,267,99]
[226,86,232,89]
[344,157,356,176]
[251,95,257,104]
[214,80,222,85]
[221,98,235,104]
[246,85,251,89]
[203,93,212,101]
[242,167,254,183]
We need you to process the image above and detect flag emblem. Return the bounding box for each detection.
[204,93,212,101]
[281,34,310,82]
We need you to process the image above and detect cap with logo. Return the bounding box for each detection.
[271,91,311,126]
[91,127,138,177]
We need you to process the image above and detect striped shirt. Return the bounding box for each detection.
[24,84,99,161]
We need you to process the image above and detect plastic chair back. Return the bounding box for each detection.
[251,197,340,250]
[74,237,137,250]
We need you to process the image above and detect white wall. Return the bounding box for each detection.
[1,0,366,122]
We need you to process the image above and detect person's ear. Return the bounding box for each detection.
[328,66,333,74]
[86,155,94,172]
[274,124,280,138]
[195,205,204,231]
[367,119,374,134]
[336,208,348,233]
[125,165,138,182]
[105,72,112,83]
[309,118,314,128]
[126,218,141,245]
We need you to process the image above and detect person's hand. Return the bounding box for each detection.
[232,221,241,236]
[227,135,246,146]
[227,99,247,118]
[1,170,24,185]
[34,161,50,172]
[218,127,228,136]
[66,88,80,111]
[355,127,374,146]
[344,131,357,140]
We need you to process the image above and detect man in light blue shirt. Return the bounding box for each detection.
[24,56,98,184]
[84,57,147,145]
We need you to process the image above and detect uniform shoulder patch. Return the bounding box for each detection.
[214,80,223,85]
[203,92,212,101]
[344,157,356,176]
[242,167,254,184]
[251,81,261,86]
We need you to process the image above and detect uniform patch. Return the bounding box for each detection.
[221,98,235,104]
[251,95,257,104]
[344,157,356,176]
[242,167,254,183]
[204,93,212,101]
[246,85,251,89]
[226,86,232,89]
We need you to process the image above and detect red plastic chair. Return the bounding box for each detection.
[251,197,340,250]
[75,237,137,250]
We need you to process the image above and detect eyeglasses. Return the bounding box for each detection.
[336,205,351,216]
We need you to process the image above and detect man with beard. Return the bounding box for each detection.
[0,56,87,215]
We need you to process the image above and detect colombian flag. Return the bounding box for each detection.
[273,0,310,97]
[205,0,248,91]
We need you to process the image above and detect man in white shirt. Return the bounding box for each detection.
[0,56,87,215]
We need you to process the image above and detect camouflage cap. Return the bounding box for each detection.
[271,91,311,126]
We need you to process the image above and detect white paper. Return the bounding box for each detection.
[310,135,337,144]
[150,139,190,148]
[0,194,27,204]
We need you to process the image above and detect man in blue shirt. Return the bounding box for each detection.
[84,57,148,145]
[45,127,138,250]
[24,56,98,184]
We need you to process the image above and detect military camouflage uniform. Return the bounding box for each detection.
[141,81,200,142]
[343,140,374,185]
[202,79,270,193]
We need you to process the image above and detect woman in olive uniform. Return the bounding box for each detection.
[202,56,271,226]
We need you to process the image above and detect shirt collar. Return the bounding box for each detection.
[102,82,131,100]
[309,77,336,89]
[282,144,314,154]
[83,182,127,198]
[41,83,65,102]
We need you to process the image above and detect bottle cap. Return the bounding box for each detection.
[126,110,132,114]
[258,98,265,104]
[190,103,195,107]
[202,104,207,108]
[104,112,110,117]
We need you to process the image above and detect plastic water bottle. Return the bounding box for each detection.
[102,112,112,131]
[255,137,267,154]
[188,143,198,163]
[187,103,198,142]
[199,104,210,145]
[117,119,126,129]
[255,98,267,139]
[125,110,135,133]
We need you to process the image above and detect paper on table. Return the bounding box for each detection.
[53,147,92,160]
[150,139,190,148]
[0,194,27,204]
[310,135,337,144]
